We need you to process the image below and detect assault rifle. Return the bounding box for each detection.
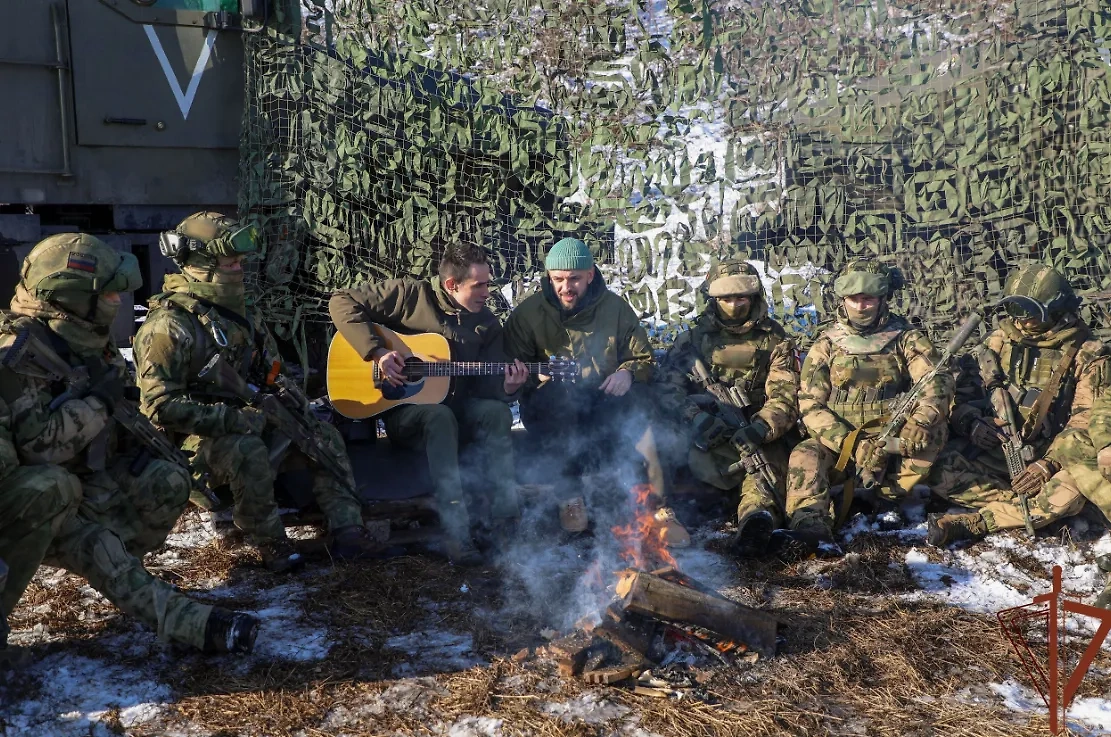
[689,358,778,500]
[0,326,216,504]
[859,313,983,491]
[197,353,353,490]
[977,346,1036,535]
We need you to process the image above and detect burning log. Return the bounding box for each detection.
[615,570,778,659]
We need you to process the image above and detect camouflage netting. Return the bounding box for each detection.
[239,0,1111,363]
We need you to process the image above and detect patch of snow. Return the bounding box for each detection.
[445,716,505,737]
[248,583,332,662]
[990,678,1111,734]
[2,654,172,737]
[541,691,631,724]
[385,629,484,677]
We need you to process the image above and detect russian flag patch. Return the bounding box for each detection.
[67,254,97,273]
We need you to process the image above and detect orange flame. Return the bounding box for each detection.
[611,483,678,570]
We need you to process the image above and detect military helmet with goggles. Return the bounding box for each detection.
[833,259,895,298]
[705,259,763,297]
[159,211,258,263]
[1001,263,1079,320]
[21,233,142,299]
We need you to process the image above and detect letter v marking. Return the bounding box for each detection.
[143,24,217,120]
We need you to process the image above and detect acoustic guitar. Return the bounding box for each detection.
[327,324,578,419]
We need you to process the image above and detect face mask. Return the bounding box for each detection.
[845,300,880,328]
[93,295,122,328]
[716,298,751,322]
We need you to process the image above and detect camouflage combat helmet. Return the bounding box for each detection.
[159,211,258,264]
[833,259,895,299]
[19,233,142,314]
[705,259,763,297]
[1002,263,1079,320]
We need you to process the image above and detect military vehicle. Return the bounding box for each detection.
[0,0,266,342]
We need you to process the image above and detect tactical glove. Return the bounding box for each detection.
[1098,446,1111,482]
[1011,458,1060,498]
[732,419,769,452]
[86,363,126,414]
[227,407,267,436]
[968,417,1007,451]
[691,411,730,451]
[899,421,931,457]
[854,436,887,474]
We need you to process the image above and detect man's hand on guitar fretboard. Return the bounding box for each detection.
[503,359,529,395]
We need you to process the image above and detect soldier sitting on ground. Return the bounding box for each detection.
[658,259,799,556]
[504,238,669,537]
[782,259,954,554]
[0,234,257,654]
[329,242,528,566]
[926,265,1110,546]
[1086,391,1111,607]
[133,213,379,573]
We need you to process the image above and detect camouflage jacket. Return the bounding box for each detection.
[505,267,654,388]
[329,276,516,403]
[133,291,283,439]
[0,313,121,471]
[658,310,799,441]
[0,395,16,482]
[949,314,1110,461]
[799,314,952,454]
[1091,393,1111,453]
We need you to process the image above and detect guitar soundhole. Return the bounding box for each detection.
[379,358,427,401]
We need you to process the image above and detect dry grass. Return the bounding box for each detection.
[6,516,1106,737]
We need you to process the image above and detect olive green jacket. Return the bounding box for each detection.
[329,277,516,402]
[504,267,654,388]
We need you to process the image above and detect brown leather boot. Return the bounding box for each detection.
[926,512,988,547]
[256,537,305,573]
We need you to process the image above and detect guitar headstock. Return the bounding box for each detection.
[546,355,579,383]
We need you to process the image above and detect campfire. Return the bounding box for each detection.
[540,484,780,691]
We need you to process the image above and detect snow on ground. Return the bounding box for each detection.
[4,652,173,737]
[385,630,485,678]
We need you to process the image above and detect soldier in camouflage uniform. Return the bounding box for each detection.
[658,259,799,556]
[1086,392,1111,607]
[134,213,378,573]
[783,259,953,551]
[0,394,82,666]
[926,265,1109,546]
[0,234,257,653]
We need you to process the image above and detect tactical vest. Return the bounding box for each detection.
[992,338,1081,441]
[823,320,910,429]
[694,323,781,411]
[151,292,265,406]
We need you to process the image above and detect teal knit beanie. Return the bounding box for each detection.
[545,237,594,271]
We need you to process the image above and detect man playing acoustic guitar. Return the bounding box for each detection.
[329,243,528,566]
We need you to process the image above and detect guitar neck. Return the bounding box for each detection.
[421,361,548,377]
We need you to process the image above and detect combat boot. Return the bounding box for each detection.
[873,499,908,532]
[772,518,842,561]
[731,510,775,558]
[256,537,305,573]
[926,512,988,547]
[203,607,260,654]
[330,525,383,561]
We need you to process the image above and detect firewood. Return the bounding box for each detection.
[616,570,778,658]
[593,619,654,658]
[582,664,640,685]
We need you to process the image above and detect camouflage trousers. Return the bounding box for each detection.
[188,419,363,543]
[786,427,945,530]
[0,465,82,615]
[928,431,1090,532]
[688,440,790,526]
[384,398,519,539]
[44,455,214,650]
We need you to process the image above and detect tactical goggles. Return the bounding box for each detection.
[207,224,259,257]
[159,224,258,261]
[34,251,143,295]
[998,295,1053,322]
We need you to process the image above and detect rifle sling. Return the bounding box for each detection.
[832,416,887,530]
[1020,337,1083,444]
